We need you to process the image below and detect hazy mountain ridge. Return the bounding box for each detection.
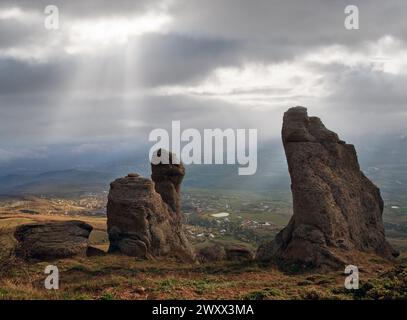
[0,135,406,201]
[0,169,116,196]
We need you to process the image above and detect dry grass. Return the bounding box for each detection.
[0,213,405,300]
[0,252,403,300]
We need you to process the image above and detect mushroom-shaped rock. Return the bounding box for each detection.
[107,160,195,262]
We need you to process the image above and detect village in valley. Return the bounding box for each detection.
[0,187,290,250]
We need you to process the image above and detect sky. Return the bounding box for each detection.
[0,0,407,164]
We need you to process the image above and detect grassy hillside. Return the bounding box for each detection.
[1,213,407,300]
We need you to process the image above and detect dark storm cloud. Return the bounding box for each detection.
[0,99,53,146]
[0,33,240,94]
[169,0,407,45]
[0,0,407,149]
[0,0,164,19]
[137,94,287,142]
[0,0,168,52]
[165,0,407,67]
[324,66,407,114]
[0,19,38,49]
[0,57,77,94]
[136,34,241,86]
[0,93,144,146]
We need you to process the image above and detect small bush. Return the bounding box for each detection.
[99,292,115,300]
[300,287,330,300]
[243,287,286,300]
[353,266,407,300]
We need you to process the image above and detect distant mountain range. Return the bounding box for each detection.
[0,169,116,196]
[0,135,406,203]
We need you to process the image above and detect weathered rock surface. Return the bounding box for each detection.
[107,151,195,262]
[151,149,185,216]
[197,244,254,263]
[225,245,255,262]
[257,107,398,270]
[197,245,226,262]
[14,220,93,261]
[86,246,106,257]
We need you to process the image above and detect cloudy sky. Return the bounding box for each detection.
[0,0,406,163]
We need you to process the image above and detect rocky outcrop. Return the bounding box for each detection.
[225,245,255,262]
[197,245,226,263]
[257,107,398,270]
[107,151,195,262]
[14,220,93,261]
[151,149,185,216]
[197,244,254,263]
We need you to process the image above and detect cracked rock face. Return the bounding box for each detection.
[257,107,398,270]
[107,151,195,262]
[14,220,93,261]
[151,149,185,217]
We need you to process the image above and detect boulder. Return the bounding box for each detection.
[107,151,195,262]
[225,245,255,262]
[197,244,254,262]
[14,220,93,261]
[257,107,398,270]
[196,245,226,262]
[86,246,106,257]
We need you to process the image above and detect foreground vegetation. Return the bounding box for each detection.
[1,252,406,300]
[1,190,407,300]
[1,213,406,300]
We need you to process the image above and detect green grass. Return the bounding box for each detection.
[243,287,286,300]
[99,292,116,300]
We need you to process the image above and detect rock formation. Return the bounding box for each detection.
[197,244,254,263]
[257,107,398,270]
[196,245,226,263]
[107,150,195,262]
[224,245,255,262]
[151,149,185,216]
[14,220,93,261]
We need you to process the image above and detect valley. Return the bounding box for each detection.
[1,186,407,260]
